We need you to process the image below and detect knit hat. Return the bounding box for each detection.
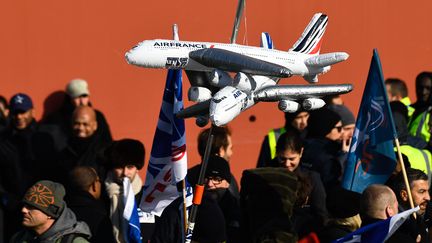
[9,93,33,114]
[307,108,341,138]
[328,104,355,126]
[192,195,227,242]
[106,139,145,170]
[205,156,231,182]
[66,79,90,98]
[23,180,66,219]
[326,187,361,219]
[284,110,307,127]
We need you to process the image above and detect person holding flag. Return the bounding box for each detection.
[104,138,146,243]
[388,168,431,242]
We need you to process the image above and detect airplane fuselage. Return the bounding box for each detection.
[125,39,322,76]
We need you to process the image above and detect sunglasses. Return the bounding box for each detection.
[205,176,224,185]
[334,125,343,133]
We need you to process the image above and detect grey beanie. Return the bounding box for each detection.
[23,180,66,218]
[328,104,355,126]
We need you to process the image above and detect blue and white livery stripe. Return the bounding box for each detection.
[291,13,328,54]
[260,32,274,49]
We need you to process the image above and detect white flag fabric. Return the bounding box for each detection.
[334,206,420,243]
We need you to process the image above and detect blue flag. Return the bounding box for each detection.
[123,178,142,243]
[333,206,419,243]
[140,69,192,217]
[341,49,397,193]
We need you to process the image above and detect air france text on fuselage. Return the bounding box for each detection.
[154,42,207,49]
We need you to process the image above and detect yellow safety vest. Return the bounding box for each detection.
[401,97,415,119]
[408,108,431,143]
[398,145,432,181]
[268,127,286,159]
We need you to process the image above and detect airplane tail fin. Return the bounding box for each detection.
[290,13,328,55]
[260,32,274,49]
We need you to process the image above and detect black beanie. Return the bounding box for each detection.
[307,108,341,138]
[106,139,145,170]
[326,187,361,219]
[23,180,66,219]
[192,195,227,242]
[205,156,231,182]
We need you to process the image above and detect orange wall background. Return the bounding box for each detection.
[1,1,431,183]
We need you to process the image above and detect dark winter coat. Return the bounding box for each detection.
[301,138,343,191]
[66,190,115,243]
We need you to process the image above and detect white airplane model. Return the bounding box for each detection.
[125,13,352,126]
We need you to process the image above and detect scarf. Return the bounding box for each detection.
[105,171,143,243]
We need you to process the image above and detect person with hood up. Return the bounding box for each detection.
[9,180,91,243]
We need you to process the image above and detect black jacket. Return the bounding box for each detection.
[66,190,115,243]
[301,138,343,192]
[151,197,185,243]
[55,133,110,187]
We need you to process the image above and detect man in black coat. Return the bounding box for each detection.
[301,108,344,192]
[66,166,115,243]
[55,106,110,186]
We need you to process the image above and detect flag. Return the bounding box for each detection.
[333,206,420,243]
[140,69,192,217]
[341,49,397,193]
[123,177,142,243]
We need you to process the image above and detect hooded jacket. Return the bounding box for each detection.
[10,204,91,243]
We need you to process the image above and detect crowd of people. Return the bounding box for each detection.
[1,72,432,243]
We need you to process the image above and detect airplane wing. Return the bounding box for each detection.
[176,99,211,119]
[189,48,292,78]
[254,84,353,101]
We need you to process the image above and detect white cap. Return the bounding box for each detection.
[66,79,90,98]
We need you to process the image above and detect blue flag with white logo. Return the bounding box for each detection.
[341,49,397,193]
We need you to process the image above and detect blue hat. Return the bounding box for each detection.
[10,93,33,113]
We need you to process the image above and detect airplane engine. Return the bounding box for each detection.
[278,100,300,113]
[233,72,254,93]
[188,86,212,102]
[233,73,275,93]
[302,98,325,110]
[209,69,233,87]
[195,115,209,127]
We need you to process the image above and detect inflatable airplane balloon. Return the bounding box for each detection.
[125,13,353,126]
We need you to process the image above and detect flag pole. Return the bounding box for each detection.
[394,138,417,219]
[185,125,215,241]
[181,179,188,233]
